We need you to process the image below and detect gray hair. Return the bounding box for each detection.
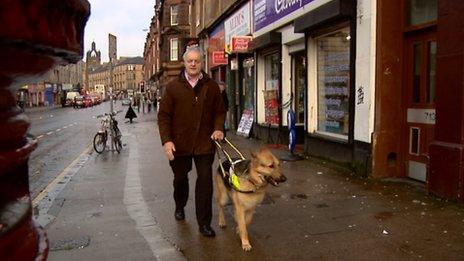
[183,46,204,62]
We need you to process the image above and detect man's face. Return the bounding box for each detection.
[184,50,202,78]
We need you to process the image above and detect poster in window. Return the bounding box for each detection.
[317,28,350,136]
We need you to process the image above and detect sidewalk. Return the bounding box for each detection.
[44,112,464,260]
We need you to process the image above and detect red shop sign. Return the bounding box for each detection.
[212,51,228,65]
[231,36,252,52]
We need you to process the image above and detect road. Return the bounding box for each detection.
[26,101,125,200]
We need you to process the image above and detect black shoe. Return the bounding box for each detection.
[199,225,216,237]
[174,209,185,221]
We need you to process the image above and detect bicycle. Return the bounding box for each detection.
[93,111,122,154]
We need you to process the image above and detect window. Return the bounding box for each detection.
[408,0,437,26]
[196,1,201,26]
[264,52,280,125]
[170,38,179,61]
[189,4,191,26]
[316,27,351,138]
[171,5,179,26]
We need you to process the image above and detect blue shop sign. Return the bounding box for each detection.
[253,0,316,32]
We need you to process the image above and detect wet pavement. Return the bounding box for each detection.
[39,110,464,260]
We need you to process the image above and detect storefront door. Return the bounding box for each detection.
[292,51,306,143]
[241,57,254,115]
[404,30,436,181]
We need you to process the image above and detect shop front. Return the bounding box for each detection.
[251,0,374,170]
[224,1,254,132]
[294,0,374,166]
[208,22,229,128]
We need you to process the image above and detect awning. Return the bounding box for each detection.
[294,0,356,33]
[249,32,281,51]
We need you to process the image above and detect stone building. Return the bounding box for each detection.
[86,41,101,72]
[87,57,144,95]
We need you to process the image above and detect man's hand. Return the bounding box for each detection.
[163,141,176,161]
[210,130,224,141]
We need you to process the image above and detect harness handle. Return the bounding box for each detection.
[213,137,245,161]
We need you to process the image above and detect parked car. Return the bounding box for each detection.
[83,96,93,107]
[74,95,84,108]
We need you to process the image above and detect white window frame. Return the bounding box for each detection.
[313,27,351,141]
[170,38,179,61]
[171,5,179,26]
[196,1,201,26]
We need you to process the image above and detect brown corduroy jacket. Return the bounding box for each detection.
[158,71,226,156]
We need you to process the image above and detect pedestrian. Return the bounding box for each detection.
[125,104,137,123]
[158,46,226,238]
[147,98,152,113]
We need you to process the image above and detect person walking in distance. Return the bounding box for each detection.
[158,46,226,237]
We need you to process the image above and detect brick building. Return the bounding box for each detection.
[143,0,193,98]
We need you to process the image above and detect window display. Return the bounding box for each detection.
[316,28,350,137]
[264,52,280,125]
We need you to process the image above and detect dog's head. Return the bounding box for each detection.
[251,148,287,186]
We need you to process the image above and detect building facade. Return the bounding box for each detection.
[146,0,464,202]
[143,0,193,99]
[374,0,464,202]
[19,60,86,107]
[87,57,144,96]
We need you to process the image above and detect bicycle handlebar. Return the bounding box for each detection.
[95,110,123,118]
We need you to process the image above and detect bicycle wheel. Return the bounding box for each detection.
[93,133,106,154]
[114,136,122,153]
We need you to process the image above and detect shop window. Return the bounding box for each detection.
[171,5,179,26]
[408,0,437,26]
[264,52,280,125]
[316,27,350,138]
[170,38,178,61]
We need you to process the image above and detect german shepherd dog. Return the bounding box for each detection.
[215,147,287,251]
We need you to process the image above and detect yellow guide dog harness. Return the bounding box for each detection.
[214,138,256,193]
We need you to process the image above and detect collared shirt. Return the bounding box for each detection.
[184,71,203,88]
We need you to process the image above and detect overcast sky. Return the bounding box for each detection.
[84,0,154,62]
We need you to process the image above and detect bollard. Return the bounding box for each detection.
[0,1,90,260]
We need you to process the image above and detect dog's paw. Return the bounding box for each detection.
[242,243,252,252]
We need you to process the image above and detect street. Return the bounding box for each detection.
[26,105,464,261]
[27,102,110,200]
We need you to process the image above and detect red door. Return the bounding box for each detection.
[403,30,437,181]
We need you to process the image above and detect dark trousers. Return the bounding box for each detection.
[169,154,214,227]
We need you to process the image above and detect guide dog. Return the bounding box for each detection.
[215,147,287,251]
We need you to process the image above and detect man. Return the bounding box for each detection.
[158,46,226,237]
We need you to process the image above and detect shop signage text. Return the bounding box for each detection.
[253,0,316,33]
[225,2,251,53]
[231,36,252,52]
[208,23,226,67]
[212,51,228,65]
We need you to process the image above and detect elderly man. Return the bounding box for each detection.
[158,46,226,237]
